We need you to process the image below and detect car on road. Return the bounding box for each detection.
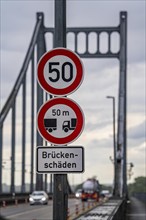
[29,191,49,205]
[100,190,112,198]
[75,189,82,199]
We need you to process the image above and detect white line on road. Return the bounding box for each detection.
[6,206,48,218]
[127,214,146,216]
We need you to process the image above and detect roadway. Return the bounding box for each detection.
[0,198,86,220]
[1,197,145,220]
[0,201,53,220]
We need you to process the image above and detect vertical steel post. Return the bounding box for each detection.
[54,0,66,48]
[106,96,116,196]
[36,12,46,191]
[21,77,26,193]
[44,174,47,191]
[30,51,35,192]
[116,12,127,197]
[108,97,117,197]
[11,100,16,193]
[113,97,117,196]
[50,174,53,193]
[44,94,48,193]
[53,1,68,220]
[120,12,127,198]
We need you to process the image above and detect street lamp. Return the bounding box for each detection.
[106,96,116,196]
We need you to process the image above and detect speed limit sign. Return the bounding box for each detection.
[37,48,84,96]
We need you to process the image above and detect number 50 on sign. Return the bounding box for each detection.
[37,48,84,96]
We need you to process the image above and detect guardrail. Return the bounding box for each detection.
[68,198,107,220]
[73,198,126,220]
[0,193,29,207]
[0,193,76,207]
[110,198,126,220]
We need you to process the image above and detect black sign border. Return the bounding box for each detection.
[36,146,84,174]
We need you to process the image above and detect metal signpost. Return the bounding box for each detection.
[53,1,67,219]
[37,1,84,219]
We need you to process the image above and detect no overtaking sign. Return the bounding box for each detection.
[37,97,84,145]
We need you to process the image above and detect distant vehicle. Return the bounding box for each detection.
[62,118,76,132]
[44,118,57,133]
[100,190,112,198]
[81,178,100,202]
[29,191,48,205]
[75,189,82,199]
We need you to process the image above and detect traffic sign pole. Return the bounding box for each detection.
[37,1,84,219]
[53,1,68,220]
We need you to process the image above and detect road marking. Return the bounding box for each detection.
[6,206,48,218]
[127,214,146,216]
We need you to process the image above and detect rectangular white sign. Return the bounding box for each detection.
[37,146,84,173]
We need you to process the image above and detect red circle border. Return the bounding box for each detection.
[37,98,84,145]
[37,48,84,96]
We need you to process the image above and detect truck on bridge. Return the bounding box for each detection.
[81,178,100,202]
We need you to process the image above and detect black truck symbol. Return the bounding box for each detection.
[44,119,57,133]
[44,118,77,133]
[62,118,77,132]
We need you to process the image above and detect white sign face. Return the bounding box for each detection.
[37,48,84,96]
[37,97,84,145]
[44,55,76,89]
[44,104,76,138]
[36,146,84,173]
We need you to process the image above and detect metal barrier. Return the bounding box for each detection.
[73,198,126,220]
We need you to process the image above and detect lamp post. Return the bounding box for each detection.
[106,96,116,196]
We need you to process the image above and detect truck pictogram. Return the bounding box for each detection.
[44,119,57,133]
[62,118,77,132]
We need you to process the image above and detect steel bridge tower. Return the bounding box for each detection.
[0,10,127,199]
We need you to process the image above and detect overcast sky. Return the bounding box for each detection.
[0,0,145,188]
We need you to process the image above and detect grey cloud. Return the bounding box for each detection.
[128,138,144,149]
[87,138,113,149]
[128,121,145,140]
[85,119,111,131]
